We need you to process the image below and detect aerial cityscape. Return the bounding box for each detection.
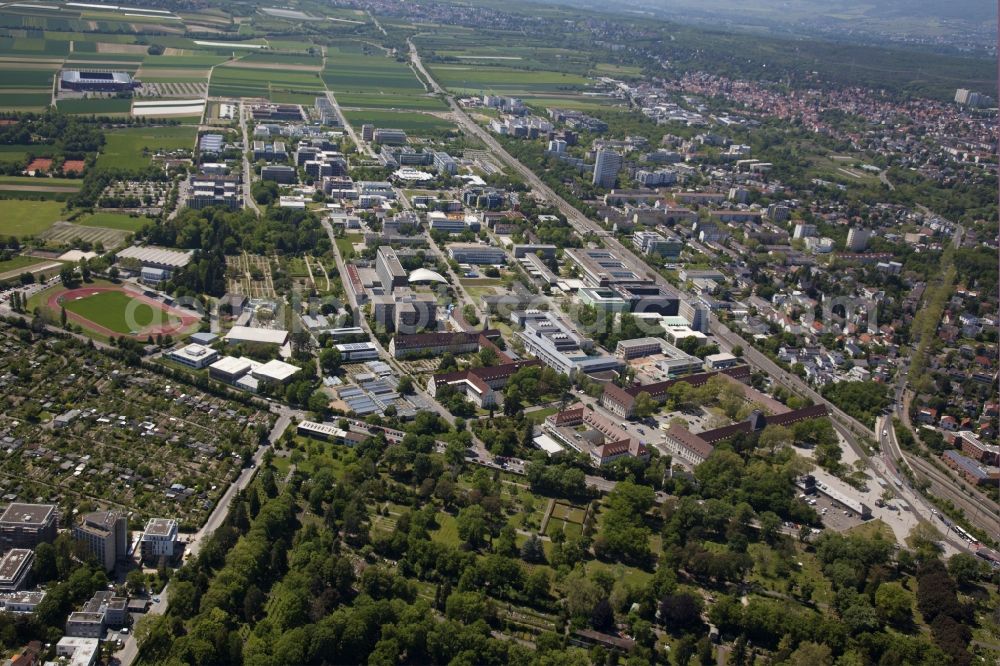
[0,0,994,664]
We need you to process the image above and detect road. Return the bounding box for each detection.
[324,89,371,157]
[238,101,261,215]
[114,407,293,666]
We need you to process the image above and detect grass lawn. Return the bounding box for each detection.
[62,289,174,334]
[75,212,153,232]
[527,406,559,424]
[0,200,65,237]
[0,255,50,276]
[430,512,461,547]
[96,125,197,169]
[334,233,363,258]
[584,560,654,588]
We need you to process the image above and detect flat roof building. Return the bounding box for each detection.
[251,359,301,384]
[0,503,57,550]
[167,343,219,369]
[209,355,256,383]
[116,246,193,272]
[376,246,408,291]
[223,326,289,346]
[447,243,507,265]
[140,518,178,564]
[0,549,34,592]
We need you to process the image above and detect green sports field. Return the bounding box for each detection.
[62,289,171,334]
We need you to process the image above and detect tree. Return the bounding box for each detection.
[633,391,658,418]
[319,348,341,374]
[126,569,147,595]
[787,642,833,666]
[658,592,703,633]
[59,264,77,288]
[524,569,550,602]
[456,505,488,547]
[520,534,546,563]
[757,424,792,455]
[308,390,330,415]
[875,581,913,626]
[60,306,67,328]
[947,552,986,586]
[591,598,614,631]
[397,375,414,394]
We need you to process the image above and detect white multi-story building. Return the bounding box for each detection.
[846,227,873,252]
[140,518,178,564]
[592,149,622,188]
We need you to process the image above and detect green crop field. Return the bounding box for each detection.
[0,200,65,237]
[0,69,56,88]
[0,92,51,109]
[209,65,325,99]
[75,213,153,232]
[0,36,70,56]
[322,42,425,98]
[342,109,455,133]
[238,52,322,67]
[335,91,446,111]
[428,65,591,94]
[57,97,133,115]
[62,289,171,334]
[96,125,196,169]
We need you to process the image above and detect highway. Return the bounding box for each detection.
[407,38,1000,543]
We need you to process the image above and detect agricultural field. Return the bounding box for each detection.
[95,125,197,169]
[322,40,437,111]
[0,92,51,110]
[56,97,133,115]
[0,200,66,237]
[335,91,446,111]
[209,63,325,99]
[342,109,456,134]
[427,64,592,95]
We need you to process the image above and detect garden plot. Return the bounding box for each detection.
[39,221,129,249]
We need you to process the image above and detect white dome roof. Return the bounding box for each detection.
[408,268,448,284]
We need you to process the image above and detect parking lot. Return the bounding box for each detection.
[798,491,867,532]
